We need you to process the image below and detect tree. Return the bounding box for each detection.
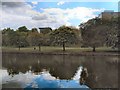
[2,27,30,50]
[79,16,119,51]
[79,17,108,52]
[27,32,43,51]
[16,32,29,50]
[50,26,77,51]
[31,28,38,33]
[17,26,29,32]
[39,27,52,46]
[2,28,18,46]
[69,26,82,46]
[103,17,118,48]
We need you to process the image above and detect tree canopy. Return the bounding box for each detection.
[79,17,118,51]
[50,26,78,51]
[17,26,29,32]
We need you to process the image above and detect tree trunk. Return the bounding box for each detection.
[92,46,96,52]
[39,45,41,51]
[19,46,20,51]
[33,46,36,50]
[63,42,65,51]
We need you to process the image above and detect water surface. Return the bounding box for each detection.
[1,53,118,88]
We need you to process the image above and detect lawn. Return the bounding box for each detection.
[2,46,118,53]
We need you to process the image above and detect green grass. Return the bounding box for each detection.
[2,46,118,53]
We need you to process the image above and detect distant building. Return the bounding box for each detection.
[39,27,52,34]
[100,10,120,20]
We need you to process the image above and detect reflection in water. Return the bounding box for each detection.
[1,67,88,88]
[80,67,88,85]
[2,53,118,88]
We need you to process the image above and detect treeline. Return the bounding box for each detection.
[1,16,119,51]
[1,26,81,51]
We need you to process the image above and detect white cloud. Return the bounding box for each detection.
[31,2,38,5]
[1,2,104,30]
[1,0,119,2]
[40,7,104,26]
[57,1,65,6]
[1,0,25,2]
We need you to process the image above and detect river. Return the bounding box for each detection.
[1,53,118,89]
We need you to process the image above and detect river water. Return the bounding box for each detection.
[1,53,118,89]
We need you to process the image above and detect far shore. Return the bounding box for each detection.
[1,46,120,56]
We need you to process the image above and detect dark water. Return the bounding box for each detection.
[1,53,118,88]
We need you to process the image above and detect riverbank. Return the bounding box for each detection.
[1,47,119,56]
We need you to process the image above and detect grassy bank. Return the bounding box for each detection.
[1,46,119,56]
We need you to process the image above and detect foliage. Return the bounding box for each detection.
[79,17,118,51]
[50,26,77,45]
[17,26,29,32]
[2,28,18,46]
[31,28,38,33]
[2,16,118,51]
[27,32,43,46]
[2,27,51,48]
[50,26,77,51]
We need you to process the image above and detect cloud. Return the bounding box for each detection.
[1,2,25,8]
[57,1,65,6]
[1,2,104,30]
[31,2,38,5]
[1,0,25,2]
[1,0,119,2]
[32,14,48,20]
[40,7,104,25]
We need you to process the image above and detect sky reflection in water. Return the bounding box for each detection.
[1,66,89,89]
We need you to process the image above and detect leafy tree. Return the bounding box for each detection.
[80,16,119,51]
[69,26,82,46]
[79,17,108,51]
[27,32,43,51]
[17,26,29,32]
[2,28,14,34]
[42,33,51,46]
[50,26,77,51]
[31,28,38,33]
[2,28,17,46]
[2,27,29,50]
[104,17,118,48]
[39,27,52,46]
[16,32,29,49]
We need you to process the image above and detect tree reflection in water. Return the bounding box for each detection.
[2,53,118,88]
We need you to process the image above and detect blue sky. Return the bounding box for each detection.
[31,2,118,11]
[1,1,119,29]
[30,2,118,27]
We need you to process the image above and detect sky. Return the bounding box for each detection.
[0,0,119,30]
